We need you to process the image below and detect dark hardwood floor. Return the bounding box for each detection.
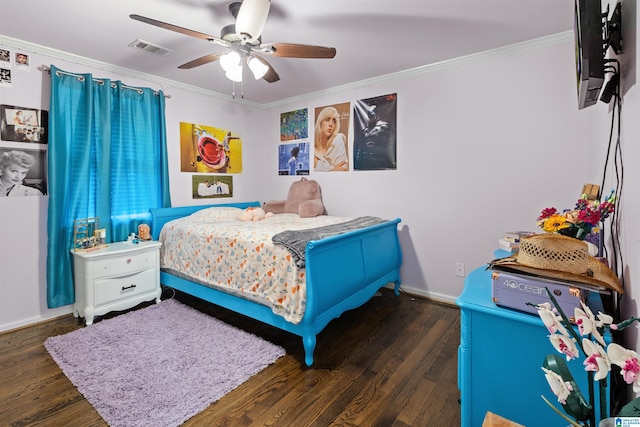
[0,288,462,426]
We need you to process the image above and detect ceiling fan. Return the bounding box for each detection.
[130,0,337,84]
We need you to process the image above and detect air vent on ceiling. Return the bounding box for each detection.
[128,39,172,56]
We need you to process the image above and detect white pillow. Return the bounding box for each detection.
[189,206,244,222]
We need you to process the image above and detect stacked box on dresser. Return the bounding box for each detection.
[490,270,596,319]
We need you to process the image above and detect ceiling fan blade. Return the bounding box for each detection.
[263,67,280,83]
[255,56,280,83]
[265,43,336,59]
[130,14,222,43]
[178,52,225,69]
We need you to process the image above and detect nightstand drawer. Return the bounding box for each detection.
[93,251,157,279]
[94,268,157,306]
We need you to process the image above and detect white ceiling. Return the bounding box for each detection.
[0,0,574,105]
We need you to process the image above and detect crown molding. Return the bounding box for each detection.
[1,31,572,111]
[0,35,264,109]
[261,31,573,110]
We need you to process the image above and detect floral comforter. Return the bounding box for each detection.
[158,207,352,324]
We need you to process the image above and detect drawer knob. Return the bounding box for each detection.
[122,284,137,291]
[126,258,132,264]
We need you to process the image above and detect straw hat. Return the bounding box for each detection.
[489,233,622,294]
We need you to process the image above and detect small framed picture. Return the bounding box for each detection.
[14,52,30,71]
[192,175,233,199]
[278,142,310,176]
[0,68,11,87]
[0,104,48,143]
[93,228,106,245]
[0,49,10,67]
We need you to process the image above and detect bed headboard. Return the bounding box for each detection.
[149,201,261,240]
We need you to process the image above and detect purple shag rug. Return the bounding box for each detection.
[44,299,285,427]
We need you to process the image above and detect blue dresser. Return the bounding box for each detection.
[457,265,608,427]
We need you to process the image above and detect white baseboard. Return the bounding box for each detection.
[0,306,73,333]
[383,283,458,306]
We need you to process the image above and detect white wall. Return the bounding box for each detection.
[163,89,264,206]
[0,53,65,328]
[1,25,639,336]
[255,35,596,301]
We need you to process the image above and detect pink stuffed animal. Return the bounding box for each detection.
[263,178,326,218]
[239,207,273,221]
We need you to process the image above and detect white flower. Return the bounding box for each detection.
[608,343,640,393]
[542,367,573,404]
[596,311,614,326]
[575,301,606,346]
[582,338,611,381]
[549,333,579,361]
[537,302,569,335]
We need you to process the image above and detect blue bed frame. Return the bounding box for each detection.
[150,201,403,366]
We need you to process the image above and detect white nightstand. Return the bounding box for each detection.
[71,240,162,325]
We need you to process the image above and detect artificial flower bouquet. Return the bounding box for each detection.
[537,190,616,241]
[536,291,640,426]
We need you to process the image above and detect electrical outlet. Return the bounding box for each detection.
[455,263,465,277]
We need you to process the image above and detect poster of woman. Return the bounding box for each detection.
[0,148,47,196]
[313,102,350,172]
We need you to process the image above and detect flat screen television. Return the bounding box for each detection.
[574,0,605,109]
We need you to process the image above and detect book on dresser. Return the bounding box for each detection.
[497,231,536,253]
[497,238,520,252]
[503,230,536,241]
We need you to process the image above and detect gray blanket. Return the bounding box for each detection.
[272,216,387,269]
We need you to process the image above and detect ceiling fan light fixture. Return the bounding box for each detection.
[225,65,243,82]
[220,51,242,72]
[247,56,269,79]
[235,0,270,43]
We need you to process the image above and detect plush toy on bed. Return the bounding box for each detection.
[239,207,274,221]
[263,177,326,218]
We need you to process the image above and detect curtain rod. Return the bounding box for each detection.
[41,65,171,98]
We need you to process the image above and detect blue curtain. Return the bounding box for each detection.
[46,65,171,308]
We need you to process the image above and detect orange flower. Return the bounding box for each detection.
[542,214,570,233]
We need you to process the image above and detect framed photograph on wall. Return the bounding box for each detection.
[0,147,47,196]
[0,104,48,144]
[192,175,233,199]
[278,142,310,176]
[14,52,30,71]
[0,49,10,67]
[0,68,11,88]
[280,108,308,141]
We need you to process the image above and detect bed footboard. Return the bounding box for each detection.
[300,218,402,365]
